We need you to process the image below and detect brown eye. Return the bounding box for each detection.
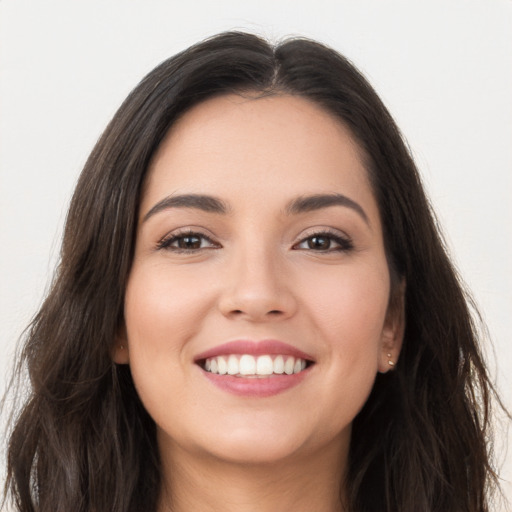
[307,236,332,250]
[177,235,202,250]
[294,231,354,252]
[157,231,219,252]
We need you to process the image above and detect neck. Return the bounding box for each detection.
[157,441,348,512]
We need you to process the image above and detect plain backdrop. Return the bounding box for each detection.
[1,0,511,509]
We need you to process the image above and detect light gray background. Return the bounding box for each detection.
[1,1,511,509]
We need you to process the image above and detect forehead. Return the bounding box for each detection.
[143,94,378,221]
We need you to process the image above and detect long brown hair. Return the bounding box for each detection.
[3,31,505,511]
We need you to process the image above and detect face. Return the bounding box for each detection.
[116,94,403,468]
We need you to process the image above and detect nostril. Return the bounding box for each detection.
[230,309,282,315]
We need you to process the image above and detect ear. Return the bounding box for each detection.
[112,323,130,365]
[378,279,405,374]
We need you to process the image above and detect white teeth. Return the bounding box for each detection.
[227,354,238,375]
[217,356,227,375]
[239,355,256,375]
[256,355,273,375]
[284,357,295,375]
[203,354,309,377]
[273,355,284,374]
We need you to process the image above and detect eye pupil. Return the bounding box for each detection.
[178,235,201,249]
[308,236,330,250]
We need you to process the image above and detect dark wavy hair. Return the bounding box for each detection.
[3,31,505,512]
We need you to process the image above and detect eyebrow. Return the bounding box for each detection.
[285,193,369,225]
[143,192,369,225]
[143,194,230,222]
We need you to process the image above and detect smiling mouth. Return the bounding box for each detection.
[199,354,313,378]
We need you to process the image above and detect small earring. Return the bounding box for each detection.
[119,345,124,350]
[387,353,395,367]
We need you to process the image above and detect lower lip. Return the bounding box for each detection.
[200,367,312,397]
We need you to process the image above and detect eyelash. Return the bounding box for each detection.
[293,230,354,252]
[156,230,219,253]
[156,229,354,253]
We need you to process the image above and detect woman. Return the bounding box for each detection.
[3,31,504,511]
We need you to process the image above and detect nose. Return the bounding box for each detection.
[217,245,297,322]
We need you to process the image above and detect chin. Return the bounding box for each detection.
[217,431,305,464]
[185,416,346,467]
[158,416,312,466]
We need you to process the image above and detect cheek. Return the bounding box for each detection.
[301,260,390,384]
[304,259,390,336]
[124,262,209,349]
[122,263,211,406]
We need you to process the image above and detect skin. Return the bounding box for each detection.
[115,94,404,512]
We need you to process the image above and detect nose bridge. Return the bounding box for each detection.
[219,233,295,320]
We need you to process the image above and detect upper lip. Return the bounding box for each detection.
[194,340,315,363]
